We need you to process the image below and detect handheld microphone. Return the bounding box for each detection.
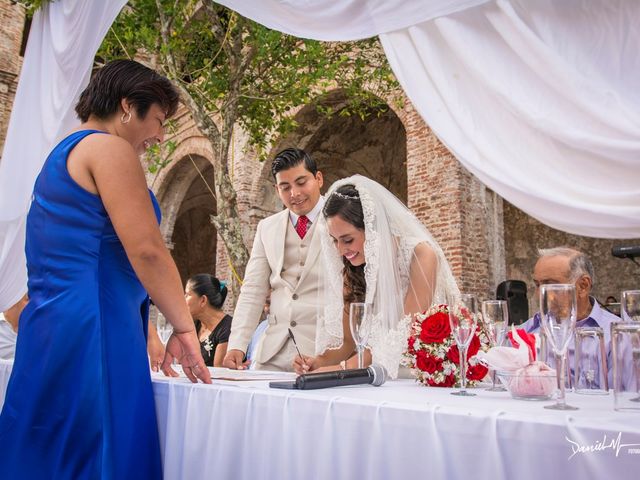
[612,245,640,259]
[294,364,387,390]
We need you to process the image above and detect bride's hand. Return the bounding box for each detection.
[293,354,321,374]
[161,330,212,384]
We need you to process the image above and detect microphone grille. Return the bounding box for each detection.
[370,364,387,386]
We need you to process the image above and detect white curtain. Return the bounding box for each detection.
[0,0,127,310]
[213,0,490,41]
[380,0,640,238]
[218,0,640,238]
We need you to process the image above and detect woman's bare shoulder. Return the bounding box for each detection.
[76,131,135,156]
[412,242,437,267]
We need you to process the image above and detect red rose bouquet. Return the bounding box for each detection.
[404,304,490,387]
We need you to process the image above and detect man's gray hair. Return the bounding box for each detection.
[537,247,595,287]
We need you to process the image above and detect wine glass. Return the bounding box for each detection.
[621,290,640,322]
[349,303,371,369]
[621,290,640,402]
[449,294,479,396]
[156,312,173,345]
[540,284,578,410]
[481,300,508,392]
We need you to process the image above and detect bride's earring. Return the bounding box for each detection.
[121,110,131,124]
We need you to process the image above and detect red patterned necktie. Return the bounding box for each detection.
[296,215,309,239]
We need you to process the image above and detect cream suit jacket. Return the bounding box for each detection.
[228,208,324,365]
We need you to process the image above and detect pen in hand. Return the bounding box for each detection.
[287,327,307,368]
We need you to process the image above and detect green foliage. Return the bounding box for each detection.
[16,0,54,17]
[145,139,177,174]
[98,0,401,158]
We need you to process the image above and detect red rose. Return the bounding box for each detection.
[466,363,488,381]
[467,335,481,357]
[428,373,456,388]
[419,311,451,343]
[407,336,416,355]
[416,351,443,374]
[447,344,460,364]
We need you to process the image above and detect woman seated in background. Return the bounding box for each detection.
[185,274,232,367]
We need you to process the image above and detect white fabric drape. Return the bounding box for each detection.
[217,0,640,238]
[214,0,490,41]
[0,0,127,310]
[380,0,640,238]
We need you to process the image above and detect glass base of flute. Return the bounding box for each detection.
[544,353,578,410]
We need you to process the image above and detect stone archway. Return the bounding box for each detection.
[253,90,407,214]
[154,153,217,285]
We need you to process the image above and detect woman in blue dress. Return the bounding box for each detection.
[0,60,211,479]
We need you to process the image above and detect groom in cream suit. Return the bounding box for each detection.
[223,148,325,371]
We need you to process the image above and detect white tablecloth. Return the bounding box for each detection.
[1,359,639,479]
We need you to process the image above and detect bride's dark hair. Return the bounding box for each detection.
[323,184,366,304]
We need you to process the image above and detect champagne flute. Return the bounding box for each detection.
[540,284,578,410]
[157,312,173,345]
[482,300,508,391]
[349,303,371,369]
[449,294,478,396]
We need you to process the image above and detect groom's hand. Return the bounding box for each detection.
[223,349,250,370]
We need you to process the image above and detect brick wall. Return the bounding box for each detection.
[0,0,25,155]
[402,102,501,300]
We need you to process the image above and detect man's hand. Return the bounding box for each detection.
[223,349,251,370]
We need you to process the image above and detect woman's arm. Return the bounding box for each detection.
[75,134,210,383]
[404,242,438,315]
[86,135,194,333]
[147,321,165,372]
[213,342,228,367]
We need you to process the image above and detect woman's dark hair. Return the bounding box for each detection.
[186,274,227,310]
[75,59,180,123]
[271,148,317,180]
[323,184,366,304]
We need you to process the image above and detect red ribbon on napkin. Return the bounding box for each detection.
[507,329,536,363]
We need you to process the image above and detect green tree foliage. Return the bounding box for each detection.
[30,0,402,290]
[17,0,52,16]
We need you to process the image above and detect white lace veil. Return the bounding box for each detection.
[315,175,460,378]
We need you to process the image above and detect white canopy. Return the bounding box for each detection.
[1,0,639,309]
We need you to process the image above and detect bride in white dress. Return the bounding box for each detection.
[293,175,459,378]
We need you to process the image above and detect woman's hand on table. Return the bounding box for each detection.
[161,330,212,384]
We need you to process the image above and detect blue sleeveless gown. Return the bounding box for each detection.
[0,130,163,479]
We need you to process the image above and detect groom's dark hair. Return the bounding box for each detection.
[271,148,317,180]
